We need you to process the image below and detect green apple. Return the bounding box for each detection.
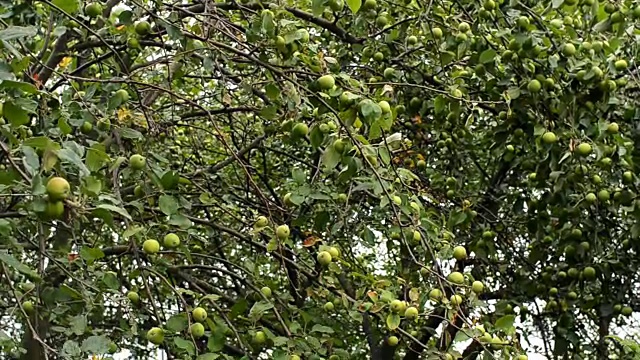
[84,2,103,18]
[390,299,406,313]
[328,246,340,259]
[429,288,443,301]
[163,233,180,248]
[452,246,467,260]
[127,291,140,303]
[317,75,335,90]
[129,154,146,170]
[190,323,205,338]
[254,331,267,344]
[404,306,419,319]
[450,294,463,306]
[472,281,484,294]
[135,20,151,36]
[575,143,592,156]
[146,327,164,345]
[387,335,399,346]
[260,286,272,298]
[44,201,65,219]
[448,271,465,285]
[276,224,290,240]
[317,251,332,265]
[324,301,335,311]
[527,79,541,93]
[379,100,391,113]
[46,177,70,201]
[192,307,207,322]
[542,132,557,144]
[142,239,160,254]
[80,121,92,134]
[291,123,309,139]
[115,89,129,102]
[23,301,34,313]
[255,216,268,228]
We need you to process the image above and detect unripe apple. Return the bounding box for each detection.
[387,335,399,346]
[390,299,406,313]
[324,301,335,311]
[46,177,70,201]
[260,286,272,298]
[472,281,484,294]
[317,251,332,265]
[276,225,290,240]
[328,246,340,259]
[142,239,160,254]
[127,291,140,303]
[317,75,335,90]
[115,89,129,102]
[448,271,465,285]
[192,307,207,322]
[254,331,267,344]
[23,301,35,313]
[163,233,180,248]
[450,294,463,306]
[189,323,205,338]
[255,216,268,228]
[429,288,443,301]
[146,327,164,345]
[404,306,419,319]
[452,246,467,261]
[129,154,146,170]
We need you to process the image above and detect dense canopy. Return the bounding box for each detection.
[1,0,640,359]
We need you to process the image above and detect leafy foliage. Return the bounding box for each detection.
[0,0,639,359]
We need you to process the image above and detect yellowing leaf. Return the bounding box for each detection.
[59,56,73,69]
[116,108,131,122]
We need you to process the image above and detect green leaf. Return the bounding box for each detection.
[386,313,400,330]
[174,337,196,356]
[96,204,132,220]
[321,145,342,172]
[22,146,39,176]
[86,145,110,173]
[261,10,275,36]
[249,301,274,321]
[23,136,57,149]
[62,340,81,357]
[494,314,515,331]
[168,213,193,229]
[0,250,39,280]
[123,225,144,238]
[56,148,90,177]
[166,314,189,333]
[120,128,142,139]
[82,176,102,196]
[81,335,110,354]
[3,100,29,126]
[346,0,362,13]
[70,315,87,336]
[311,324,335,333]
[359,100,382,123]
[0,26,36,41]
[479,49,496,64]
[80,247,104,264]
[159,195,179,215]
[52,0,79,14]
[160,171,180,190]
[102,272,119,290]
[0,80,38,93]
[197,354,219,360]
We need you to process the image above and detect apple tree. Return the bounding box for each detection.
[0,0,639,359]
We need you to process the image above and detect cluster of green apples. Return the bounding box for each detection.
[142,232,181,254]
[40,177,70,220]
